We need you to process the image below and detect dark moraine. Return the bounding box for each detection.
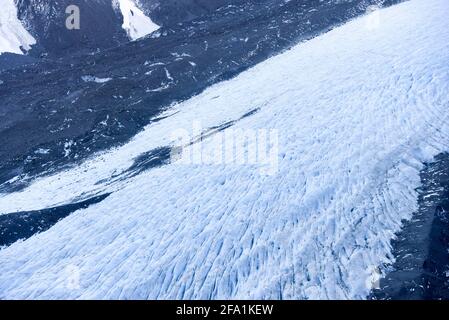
[371,153,449,300]
[0,193,110,248]
[0,53,39,72]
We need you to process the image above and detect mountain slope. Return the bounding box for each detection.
[14,0,129,56]
[6,0,255,56]
[0,0,448,299]
[137,0,247,26]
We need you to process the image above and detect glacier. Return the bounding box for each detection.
[0,0,449,299]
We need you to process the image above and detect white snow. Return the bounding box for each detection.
[0,0,449,299]
[0,0,36,55]
[81,75,113,83]
[115,0,159,41]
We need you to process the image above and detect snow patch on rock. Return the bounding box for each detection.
[115,0,159,40]
[0,0,36,55]
[81,75,113,83]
